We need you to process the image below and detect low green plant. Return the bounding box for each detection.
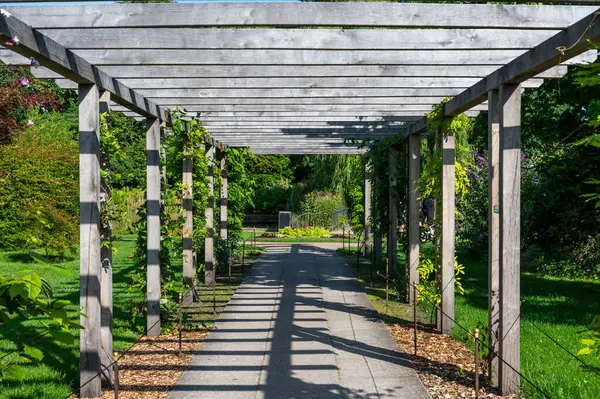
[279,226,329,238]
[579,314,600,357]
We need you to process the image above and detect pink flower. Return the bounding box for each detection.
[1,9,12,18]
[25,120,34,128]
[19,77,29,87]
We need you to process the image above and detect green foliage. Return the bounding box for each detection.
[579,315,600,357]
[0,264,78,383]
[278,226,329,238]
[111,188,145,234]
[299,191,345,228]
[0,133,78,257]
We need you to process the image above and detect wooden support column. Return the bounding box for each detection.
[147,118,161,336]
[220,153,228,240]
[440,129,455,335]
[387,150,398,278]
[373,174,383,261]
[98,90,112,387]
[79,83,102,398]
[488,88,501,387]
[205,145,216,287]
[407,134,421,303]
[363,160,371,256]
[182,137,194,306]
[498,83,521,396]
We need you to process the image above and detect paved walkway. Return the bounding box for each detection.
[169,244,429,399]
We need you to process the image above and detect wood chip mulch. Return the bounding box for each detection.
[388,324,518,399]
[98,329,210,399]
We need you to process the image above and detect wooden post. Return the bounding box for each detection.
[387,150,398,279]
[407,134,421,303]
[205,145,216,287]
[363,160,371,257]
[147,117,161,337]
[182,135,194,306]
[79,83,102,398]
[98,90,113,387]
[440,129,455,335]
[488,88,501,387]
[499,83,521,396]
[220,153,228,240]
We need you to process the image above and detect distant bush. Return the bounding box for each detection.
[0,133,78,257]
[111,187,144,234]
[279,226,329,238]
[299,191,345,228]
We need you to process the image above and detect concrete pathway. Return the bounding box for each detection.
[169,244,429,399]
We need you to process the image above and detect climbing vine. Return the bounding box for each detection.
[417,101,471,312]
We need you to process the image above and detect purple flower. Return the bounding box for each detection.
[533,176,540,183]
[520,152,526,162]
[19,77,29,87]
[471,172,481,179]
[578,253,583,261]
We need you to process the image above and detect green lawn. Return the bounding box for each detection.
[0,239,262,399]
[337,246,600,399]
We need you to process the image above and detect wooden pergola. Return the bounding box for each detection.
[0,1,598,397]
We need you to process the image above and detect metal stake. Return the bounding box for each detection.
[385,258,389,315]
[356,235,360,273]
[370,244,374,288]
[413,284,418,356]
[113,352,119,399]
[178,293,183,356]
[242,240,245,274]
[342,226,345,251]
[475,328,480,398]
[213,283,216,315]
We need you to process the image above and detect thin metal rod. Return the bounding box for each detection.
[113,352,119,399]
[370,244,374,288]
[356,235,360,273]
[413,284,418,356]
[343,225,345,251]
[385,258,389,315]
[178,293,183,356]
[213,283,216,315]
[242,240,245,274]
[475,328,480,398]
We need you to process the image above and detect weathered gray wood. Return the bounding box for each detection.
[5,3,594,28]
[388,151,398,279]
[146,117,161,337]
[32,49,536,65]
[30,64,570,79]
[182,136,194,306]
[498,84,521,396]
[155,116,420,123]
[78,83,102,398]
[444,9,600,116]
[251,147,366,155]
[440,130,455,335]
[36,28,562,50]
[98,90,112,388]
[220,154,228,241]
[205,146,216,287]
[488,89,501,388]
[407,134,421,303]
[59,77,543,90]
[364,161,371,257]
[0,13,163,119]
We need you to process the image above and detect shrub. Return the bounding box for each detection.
[299,191,345,228]
[0,133,78,256]
[279,226,329,238]
[111,188,144,234]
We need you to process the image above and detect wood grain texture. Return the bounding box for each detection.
[388,151,398,279]
[182,137,194,306]
[98,90,112,388]
[78,84,102,398]
[205,146,216,287]
[146,117,161,337]
[498,84,521,396]
[440,130,455,335]
[407,134,421,303]
[487,89,501,387]
[0,13,162,119]
[30,64,569,79]
[5,3,594,28]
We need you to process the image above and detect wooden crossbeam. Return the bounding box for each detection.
[0,12,163,119]
[3,3,595,29]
